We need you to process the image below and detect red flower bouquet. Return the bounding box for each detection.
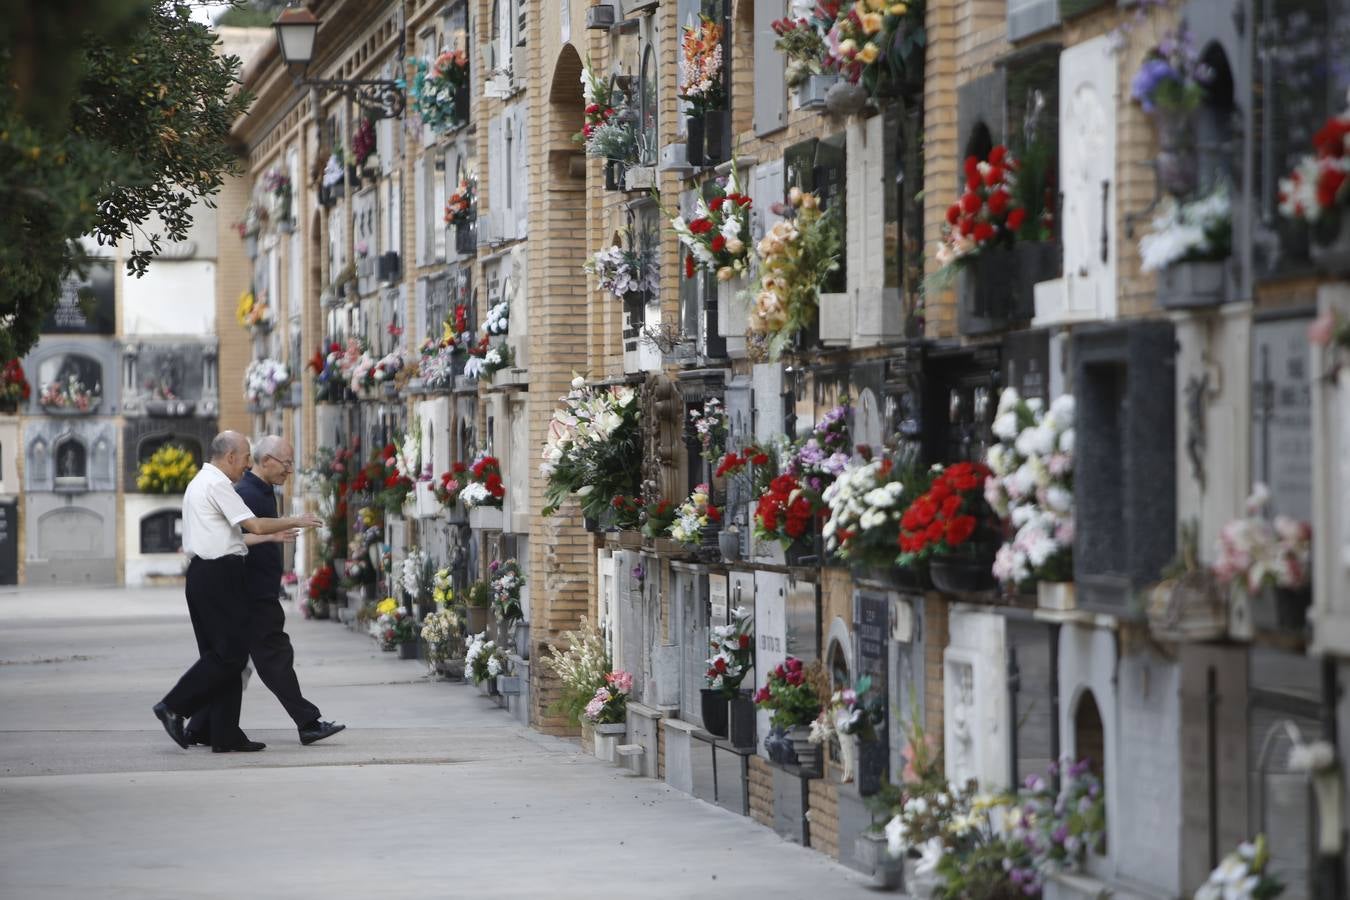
[754,473,820,547]
[0,359,30,409]
[936,146,1027,270]
[1279,106,1350,242]
[461,454,506,509]
[897,462,993,565]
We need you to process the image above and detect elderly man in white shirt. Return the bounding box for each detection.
[153,431,323,753]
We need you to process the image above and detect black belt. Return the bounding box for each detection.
[188,555,246,568]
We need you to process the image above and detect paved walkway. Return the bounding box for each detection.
[0,585,878,899]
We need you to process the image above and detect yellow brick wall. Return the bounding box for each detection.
[807,777,840,858]
[748,755,774,828]
[216,173,257,436]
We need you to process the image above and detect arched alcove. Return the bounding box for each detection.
[1196,41,1237,190]
[140,509,183,555]
[54,436,87,480]
[1073,688,1105,776]
[963,120,995,165]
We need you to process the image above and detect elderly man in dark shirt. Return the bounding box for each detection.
[185,435,345,747]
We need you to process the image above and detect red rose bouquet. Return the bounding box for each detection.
[936,146,1027,270]
[897,461,992,565]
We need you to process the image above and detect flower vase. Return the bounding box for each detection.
[787,723,818,770]
[311,602,329,620]
[1151,107,1199,198]
[703,109,730,165]
[465,606,490,635]
[512,621,530,660]
[1252,584,1312,633]
[1310,216,1350,275]
[929,552,997,595]
[718,530,741,563]
[824,80,868,117]
[398,640,418,660]
[728,690,756,749]
[1036,581,1077,612]
[685,116,706,167]
[603,159,624,192]
[700,688,729,737]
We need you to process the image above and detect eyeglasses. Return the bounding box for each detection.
[267,455,294,471]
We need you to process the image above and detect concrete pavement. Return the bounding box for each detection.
[0,585,879,899]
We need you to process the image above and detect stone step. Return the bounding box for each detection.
[614,743,645,757]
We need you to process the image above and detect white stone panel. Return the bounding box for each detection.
[124,495,186,587]
[121,261,217,336]
[943,607,1009,791]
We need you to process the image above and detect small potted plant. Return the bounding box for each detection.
[465,631,509,694]
[754,656,825,769]
[136,444,198,495]
[1212,483,1312,635]
[703,606,754,742]
[584,670,633,762]
[421,605,463,678]
[1139,183,1233,308]
[463,452,506,529]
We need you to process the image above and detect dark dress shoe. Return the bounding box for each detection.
[299,720,346,745]
[212,740,266,753]
[152,702,189,749]
[183,729,210,747]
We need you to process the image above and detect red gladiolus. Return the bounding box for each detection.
[1318,168,1347,210]
[689,218,714,235]
[685,253,696,279]
[983,165,1004,187]
[711,235,727,253]
[964,156,980,181]
[960,190,981,215]
[973,222,995,243]
[946,203,961,225]
[751,452,768,466]
[1007,208,1027,232]
[941,495,962,519]
[709,196,726,211]
[738,634,750,649]
[988,145,1007,166]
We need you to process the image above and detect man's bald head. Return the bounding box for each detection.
[209,431,251,482]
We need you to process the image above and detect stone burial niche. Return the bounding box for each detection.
[23,418,118,584]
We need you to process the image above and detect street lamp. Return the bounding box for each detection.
[272,5,406,120]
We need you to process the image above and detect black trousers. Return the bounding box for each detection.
[162,555,251,749]
[186,593,322,739]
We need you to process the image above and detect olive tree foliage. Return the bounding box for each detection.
[0,0,253,360]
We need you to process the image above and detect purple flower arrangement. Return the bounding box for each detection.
[1130,24,1212,115]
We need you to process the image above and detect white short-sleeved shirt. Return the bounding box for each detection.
[181,463,254,560]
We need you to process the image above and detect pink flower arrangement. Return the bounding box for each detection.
[583,670,633,725]
[1212,484,1312,594]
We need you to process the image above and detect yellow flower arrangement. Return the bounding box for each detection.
[236,289,272,331]
[376,597,398,616]
[746,188,841,359]
[136,444,199,494]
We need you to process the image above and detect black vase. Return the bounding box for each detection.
[929,553,997,594]
[703,109,730,165]
[686,116,706,167]
[604,159,624,192]
[857,738,889,797]
[728,690,756,749]
[700,688,729,737]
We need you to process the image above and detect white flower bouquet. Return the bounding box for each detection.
[985,388,1075,589]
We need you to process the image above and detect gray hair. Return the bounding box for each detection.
[208,431,247,461]
[252,434,285,465]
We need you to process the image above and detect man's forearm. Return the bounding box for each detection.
[242,532,275,546]
[242,515,307,535]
